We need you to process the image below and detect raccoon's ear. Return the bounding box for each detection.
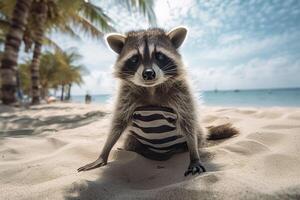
[106,33,126,54]
[167,26,188,49]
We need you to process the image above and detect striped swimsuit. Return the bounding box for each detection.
[128,106,187,160]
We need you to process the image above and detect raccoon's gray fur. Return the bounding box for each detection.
[78,27,237,176]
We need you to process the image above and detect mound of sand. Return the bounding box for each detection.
[1,103,300,200]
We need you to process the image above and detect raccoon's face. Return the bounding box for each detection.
[106,27,187,87]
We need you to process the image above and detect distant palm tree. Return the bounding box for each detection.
[60,52,87,101]
[0,6,64,102]
[26,0,114,105]
[38,51,59,99]
[19,48,87,101]
[0,0,156,105]
[51,48,87,101]
[18,61,31,96]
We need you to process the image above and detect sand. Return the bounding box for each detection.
[1,103,300,200]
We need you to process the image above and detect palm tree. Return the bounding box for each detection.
[28,0,155,105]
[0,6,64,102]
[65,67,84,101]
[62,59,86,101]
[19,48,87,100]
[38,51,58,99]
[28,1,48,104]
[26,0,113,104]
[18,61,31,96]
[1,0,156,105]
[52,48,87,101]
[19,51,58,98]
[0,0,32,105]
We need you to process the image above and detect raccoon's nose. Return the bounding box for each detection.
[142,68,156,80]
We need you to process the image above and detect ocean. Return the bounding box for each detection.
[71,88,300,107]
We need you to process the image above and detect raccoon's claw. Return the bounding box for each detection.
[184,160,206,176]
[77,158,107,172]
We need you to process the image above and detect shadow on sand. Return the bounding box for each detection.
[63,149,222,200]
[28,106,76,111]
[0,110,107,138]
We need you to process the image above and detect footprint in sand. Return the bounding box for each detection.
[223,139,269,156]
[254,110,283,119]
[247,131,286,146]
[286,112,300,120]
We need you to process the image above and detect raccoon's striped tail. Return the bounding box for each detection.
[206,123,239,140]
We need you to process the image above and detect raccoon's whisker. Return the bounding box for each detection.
[164,71,177,74]
[163,68,177,73]
[160,62,174,70]
[120,71,135,74]
[164,69,177,72]
[162,65,177,71]
[161,66,174,71]
[119,72,134,77]
[159,61,172,69]
[120,70,135,73]
[119,72,133,75]
[161,62,176,69]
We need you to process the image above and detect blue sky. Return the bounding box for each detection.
[51,0,300,95]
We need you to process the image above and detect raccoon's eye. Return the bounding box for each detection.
[128,55,139,65]
[155,52,166,62]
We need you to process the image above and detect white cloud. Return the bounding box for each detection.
[193,32,299,62]
[155,0,195,28]
[72,69,115,95]
[189,56,300,91]
[218,34,242,45]
[78,41,115,71]
[44,0,300,95]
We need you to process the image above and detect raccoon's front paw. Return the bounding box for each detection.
[77,157,107,172]
[184,160,206,176]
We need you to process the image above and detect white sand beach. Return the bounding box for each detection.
[1,103,300,200]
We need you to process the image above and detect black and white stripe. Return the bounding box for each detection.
[129,106,186,154]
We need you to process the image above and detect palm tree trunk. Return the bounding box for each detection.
[66,83,72,100]
[30,0,48,105]
[30,42,43,104]
[0,0,32,105]
[40,84,48,100]
[60,84,65,101]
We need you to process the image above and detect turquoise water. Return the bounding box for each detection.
[72,88,300,107]
[202,88,300,107]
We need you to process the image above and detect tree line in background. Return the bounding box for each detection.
[0,0,155,105]
[19,48,87,102]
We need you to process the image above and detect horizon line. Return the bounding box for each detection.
[70,86,300,96]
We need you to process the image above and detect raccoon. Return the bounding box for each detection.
[77,27,237,176]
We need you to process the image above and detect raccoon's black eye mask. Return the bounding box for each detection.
[129,55,139,65]
[154,51,177,75]
[154,51,169,66]
[122,50,177,76]
[123,54,140,73]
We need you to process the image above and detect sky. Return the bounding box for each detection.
[51,0,300,95]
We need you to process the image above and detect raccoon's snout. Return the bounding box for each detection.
[142,68,156,81]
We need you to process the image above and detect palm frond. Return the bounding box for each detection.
[0,0,16,18]
[51,23,81,41]
[43,36,63,52]
[70,14,105,40]
[79,2,115,32]
[116,0,156,25]
[0,6,10,34]
[0,33,5,44]
[72,63,89,75]
[0,18,10,30]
